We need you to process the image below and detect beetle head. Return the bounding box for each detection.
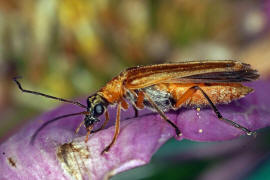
[84,93,108,128]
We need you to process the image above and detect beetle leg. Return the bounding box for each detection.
[143,91,181,136]
[174,86,198,108]
[75,120,84,134]
[101,103,121,154]
[193,86,255,136]
[84,125,94,143]
[135,91,145,109]
[92,110,110,133]
[132,104,138,118]
[121,99,129,110]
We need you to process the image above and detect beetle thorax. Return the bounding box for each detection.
[99,74,126,103]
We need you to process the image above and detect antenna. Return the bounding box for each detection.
[13,76,87,108]
[30,111,87,144]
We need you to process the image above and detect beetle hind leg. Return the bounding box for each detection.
[175,86,255,136]
[194,86,255,136]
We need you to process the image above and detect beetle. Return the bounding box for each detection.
[14,60,259,154]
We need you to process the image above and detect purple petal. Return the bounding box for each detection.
[1,80,270,179]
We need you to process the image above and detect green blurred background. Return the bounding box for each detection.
[1,0,270,179]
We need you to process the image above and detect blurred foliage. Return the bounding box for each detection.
[1,0,270,179]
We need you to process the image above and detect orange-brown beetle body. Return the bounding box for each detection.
[14,60,259,154]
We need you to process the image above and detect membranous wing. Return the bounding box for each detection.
[124,60,259,89]
[126,86,175,112]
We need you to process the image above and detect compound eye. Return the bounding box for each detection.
[94,104,104,116]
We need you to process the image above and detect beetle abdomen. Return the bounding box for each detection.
[160,83,253,107]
